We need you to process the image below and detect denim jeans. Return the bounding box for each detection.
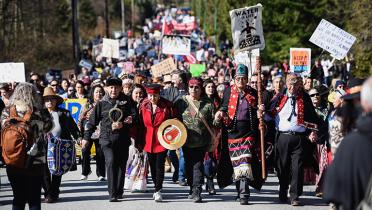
[178,148,185,181]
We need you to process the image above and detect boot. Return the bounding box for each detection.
[206,178,216,195]
[188,188,195,199]
[193,187,202,203]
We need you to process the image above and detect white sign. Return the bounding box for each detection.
[309,19,356,60]
[102,38,120,59]
[0,63,26,83]
[230,4,265,53]
[234,49,260,74]
[162,35,191,55]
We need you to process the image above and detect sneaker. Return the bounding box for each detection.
[179,180,187,186]
[291,199,302,206]
[109,197,119,202]
[98,176,106,181]
[153,191,163,202]
[80,175,88,180]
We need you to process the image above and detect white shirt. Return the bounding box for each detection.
[50,111,62,137]
[275,95,306,132]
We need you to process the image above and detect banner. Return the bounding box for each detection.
[151,58,177,77]
[162,35,191,55]
[309,19,356,60]
[190,64,206,77]
[230,4,265,53]
[102,38,120,59]
[59,99,87,124]
[0,63,26,83]
[289,48,311,73]
[171,19,197,31]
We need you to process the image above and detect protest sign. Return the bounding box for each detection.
[122,62,135,74]
[289,48,311,73]
[79,59,93,70]
[190,64,206,77]
[230,4,265,53]
[162,35,191,55]
[92,44,103,58]
[102,38,120,59]
[59,98,87,124]
[151,58,177,77]
[234,49,260,75]
[0,63,26,83]
[309,19,356,60]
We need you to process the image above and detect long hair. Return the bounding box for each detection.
[87,84,105,104]
[10,82,42,110]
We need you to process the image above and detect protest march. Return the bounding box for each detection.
[0,2,371,210]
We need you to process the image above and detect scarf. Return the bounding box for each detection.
[224,85,256,126]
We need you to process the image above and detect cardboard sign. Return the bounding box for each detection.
[0,63,26,83]
[162,35,191,55]
[151,58,177,77]
[102,38,120,59]
[309,19,356,60]
[230,4,265,53]
[190,64,206,77]
[59,98,87,124]
[289,48,311,72]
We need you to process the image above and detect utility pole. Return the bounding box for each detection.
[72,0,80,75]
[131,0,134,34]
[121,0,125,33]
[105,0,110,38]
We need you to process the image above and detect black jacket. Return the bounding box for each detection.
[55,107,81,141]
[84,93,137,147]
[323,113,372,210]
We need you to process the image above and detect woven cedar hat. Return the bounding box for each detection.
[157,119,187,150]
[43,87,64,105]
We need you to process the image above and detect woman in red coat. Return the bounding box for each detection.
[138,84,174,202]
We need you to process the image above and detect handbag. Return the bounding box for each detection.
[132,152,148,191]
[124,150,148,192]
[186,96,220,152]
[47,134,76,176]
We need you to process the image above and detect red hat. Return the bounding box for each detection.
[145,84,161,94]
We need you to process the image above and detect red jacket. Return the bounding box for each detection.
[139,98,174,153]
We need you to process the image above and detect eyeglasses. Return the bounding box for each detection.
[310,93,319,97]
[189,86,200,89]
[51,84,58,87]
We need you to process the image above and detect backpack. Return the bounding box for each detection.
[1,106,33,168]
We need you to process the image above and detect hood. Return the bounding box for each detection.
[356,113,372,136]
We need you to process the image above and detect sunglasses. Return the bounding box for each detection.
[310,93,319,97]
[51,84,58,87]
[189,86,200,89]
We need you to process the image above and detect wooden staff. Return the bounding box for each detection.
[256,56,266,179]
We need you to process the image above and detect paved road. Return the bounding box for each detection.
[0,164,329,210]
